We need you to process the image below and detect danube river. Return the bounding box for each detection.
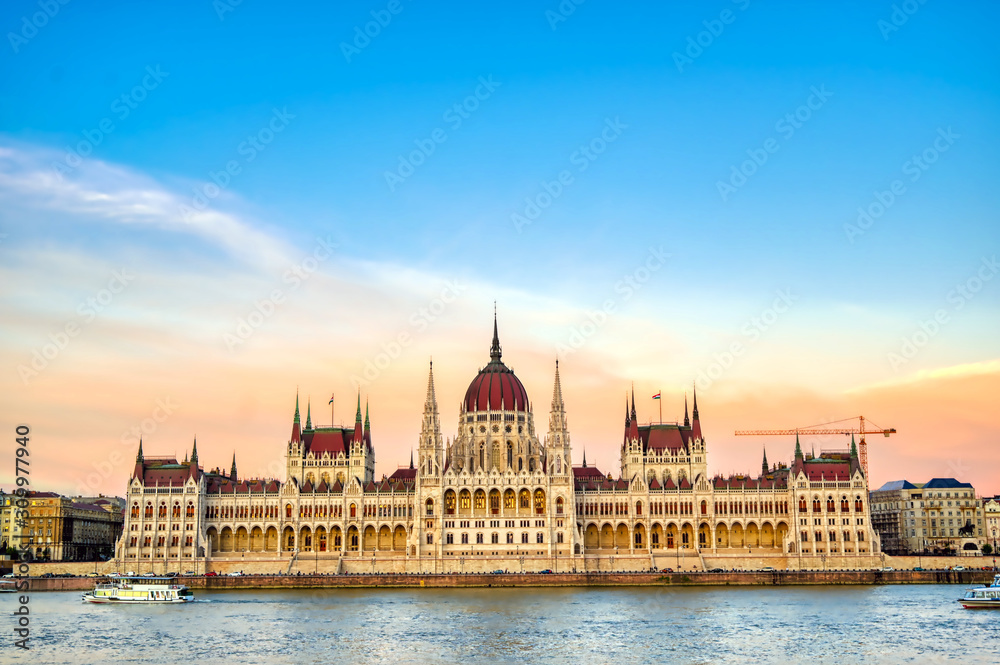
[9,584,998,664]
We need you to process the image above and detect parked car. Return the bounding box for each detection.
[125,571,136,576]
[953,566,966,571]
[183,570,196,576]
[142,572,157,577]
[491,569,504,574]
[539,569,553,574]
[85,572,100,577]
[761,566,777,572]
[204,571,218,577]
[708,568,725,573]
[659,568,673,573]
[881,566,894,572]
[227,571,243,577]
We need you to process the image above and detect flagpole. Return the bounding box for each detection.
[330,394,335,428]
[658,388,662,424]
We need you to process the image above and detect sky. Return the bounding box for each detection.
[1,0,998,498]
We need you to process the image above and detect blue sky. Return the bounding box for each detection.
[1,0,999,493]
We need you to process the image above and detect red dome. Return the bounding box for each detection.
[463,316,530,413]
[464,363,529,413]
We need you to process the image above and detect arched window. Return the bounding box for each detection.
[855,496,863,512]
[843,531,851,541]
[507,442,513,468]
[529,458,536,472]
[699,500,706,515]
[799,498,807,512]
[635,531,643,545]
[857,531,865,542]
[536,532,544,544]
[173,503,181,518]
[491,533,499,544]
[131,503,139,518]
[518,458,523,472]
[286,504,292,518]
[144,503,153,518]
[158,503,167,518]
[506,533,514,544]
[556,497,564,515]
[425,499,433,516]
[186,502,194,517]
[519,489,530,509]
[812,498,821,513]
[351,503,358,518]
[533,489,546,514]
[841,497,849,512]
[445,490,456,515]
[827,497,835,512]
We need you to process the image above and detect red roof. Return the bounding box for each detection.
[303,429,351,456]
[641,425,689,453]
[141,467,191,486]
[464,362,529,413]
[803,462,851,482]
[389,468,417,481]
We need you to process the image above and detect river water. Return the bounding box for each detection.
[6,584,998,664]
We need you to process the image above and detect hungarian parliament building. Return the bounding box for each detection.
[116,319,882,573]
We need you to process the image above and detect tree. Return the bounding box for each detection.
[983,543,994,556]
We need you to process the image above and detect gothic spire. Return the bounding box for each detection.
[692,383,699,420]
[136,437,143,462]
[630,385,637,421]
[364,400,370,431]
[582,446,587,468]
[191,437,198,464]
[305,398,312,430]
[355,392,362,423]
[762,447,768,475]
[683,393,690,427]
[850,433,858,458]
[230,453,237,481]
[409,449,414,469]
[294,390,300,424]
[551,360,565,413]
[425,360,438,411]
[794,432,803,459]
[490,307,502,362]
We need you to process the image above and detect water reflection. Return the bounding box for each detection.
[12,585,1000,664]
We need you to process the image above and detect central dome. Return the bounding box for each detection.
[463,317,529,413]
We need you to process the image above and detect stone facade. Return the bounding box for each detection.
[871,478,984,555]
[116,319,883,573]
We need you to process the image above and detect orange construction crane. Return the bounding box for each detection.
[734,416,896,481]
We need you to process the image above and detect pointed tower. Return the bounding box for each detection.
[230,453,238,481]
[683,394,690,428]
[290,392,301,444]
[545,360,572,476]
[348,392,374,484]
[621,386,643,480]
[691,384,702,439]
[188,437,200,481]
[418,360,444,479]
[305,399,312,431]
[761,447,769,476]
[132,438,144,480]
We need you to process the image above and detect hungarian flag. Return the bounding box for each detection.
[329,394,335,405]
[652,392,661,400]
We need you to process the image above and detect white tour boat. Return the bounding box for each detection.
[958,573,1000,609]
[82,576,194,604]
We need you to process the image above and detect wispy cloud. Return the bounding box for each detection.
[0,143,291,269]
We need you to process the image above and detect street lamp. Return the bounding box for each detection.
[371,555,375,575]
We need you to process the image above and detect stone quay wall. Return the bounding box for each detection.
[20,568,994,592]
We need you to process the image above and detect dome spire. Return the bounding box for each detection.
[490,305,502,362]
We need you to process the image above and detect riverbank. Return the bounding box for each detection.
[19,568,994,592]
